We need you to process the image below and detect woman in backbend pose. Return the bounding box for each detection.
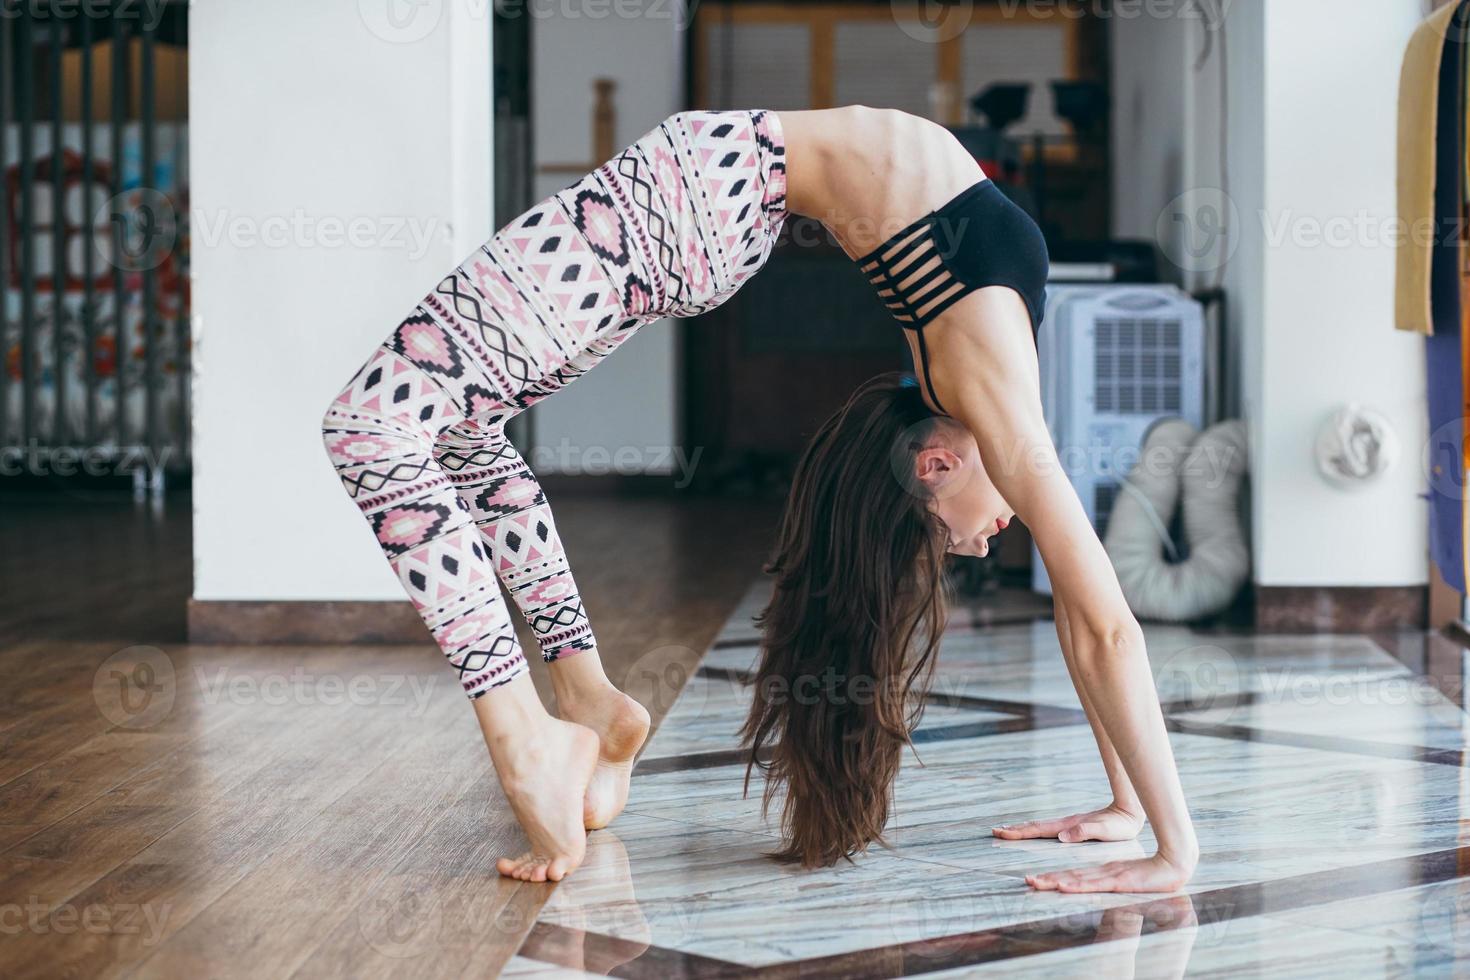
[322,105,1197,891]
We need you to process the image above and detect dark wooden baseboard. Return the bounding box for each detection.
[1254,585,1428,632]
[1446,619,1470,648]
[187,599,430,645]
[537,473,693,497]
[191,585,1432,644]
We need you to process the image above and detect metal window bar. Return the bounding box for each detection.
[18,8,35,451]
[140,8,156,472]
[0,8,11,451]
[2,2,187,486]
[109,7,126,457]
[81,6,95,446]
[49,9,63,446]
[169,2,187,471]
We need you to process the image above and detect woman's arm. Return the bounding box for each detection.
[1051,594,1146,820]
[993,593,1146,843]
[929,287,1198,892]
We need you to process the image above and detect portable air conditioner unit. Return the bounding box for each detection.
[1032,285,1206,595]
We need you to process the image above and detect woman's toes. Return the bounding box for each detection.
[498,852,541,880]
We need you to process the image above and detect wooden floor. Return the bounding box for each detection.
[0,489,778,979]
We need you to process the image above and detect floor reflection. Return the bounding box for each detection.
[520,832,651,976]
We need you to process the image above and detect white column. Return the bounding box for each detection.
[1251,0,1427,586]
[190,0,494,601]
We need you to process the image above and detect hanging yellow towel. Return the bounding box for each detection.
[1461,0,1470,197]
[1397,1,1464,335]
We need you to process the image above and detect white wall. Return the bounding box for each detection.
[523,4,683,475]
[190,0,493,601]
[1112,0,1427,589]
[1253,0,1427,586]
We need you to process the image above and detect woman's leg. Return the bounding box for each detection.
[321,337,527,697]
[432,416,594,661]
[322,107,786,872]
[434,418,650,829]
[321,321,598,881]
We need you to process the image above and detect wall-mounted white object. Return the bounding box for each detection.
[1313,403,1398,488]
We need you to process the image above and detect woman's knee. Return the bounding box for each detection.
[319,372,414,469]
[320,395,348,457]
[320,391,365,471]
[320,348,420,454]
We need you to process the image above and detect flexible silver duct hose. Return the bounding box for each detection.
[1104,418,1250,622]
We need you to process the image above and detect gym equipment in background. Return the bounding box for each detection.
[1032,285,1207,596]
[950,83,1032,189]
[1050,80,1108,145]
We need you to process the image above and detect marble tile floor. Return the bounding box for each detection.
[510,580,1470,978]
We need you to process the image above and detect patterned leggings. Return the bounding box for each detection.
[321,110,787,698]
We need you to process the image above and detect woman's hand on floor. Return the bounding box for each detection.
[991,802,1143,843]
[1023,853,1196,894]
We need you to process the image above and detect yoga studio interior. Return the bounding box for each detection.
[4,0,1470,976]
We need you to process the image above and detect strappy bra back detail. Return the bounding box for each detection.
[855,179,1049,415]
[859,220,974,327]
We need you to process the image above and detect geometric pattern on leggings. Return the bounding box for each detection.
[438,423,596,660]
[323,344,527,697]
[322,109,788,698]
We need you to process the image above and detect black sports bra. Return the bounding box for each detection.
[855,179,1048,414]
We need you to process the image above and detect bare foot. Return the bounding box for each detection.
[992,802,1144,843]
[491,717,600,882]
[558,684,651,830]
[1025,853,1196,893]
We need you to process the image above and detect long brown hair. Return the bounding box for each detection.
[740,373,951,868]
